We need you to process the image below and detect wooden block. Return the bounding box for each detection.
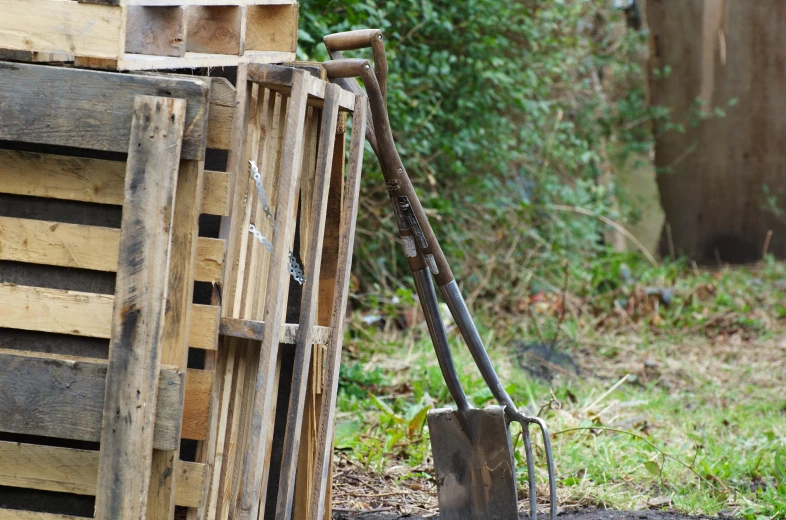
[245,4,298,53]
[186,6,245,55]
[0,350,184,450]
[182,369,213,440]
[310,97,368,520]
[0,62,209,160]
[0,0,125,59]
[207,77,236,153]
[0,150,230,216]
[189,303,221,350]
[95,96,185,520]
[75,49,295,72]
[0,441,206,508]
[126,6,186,57]
[219,317,331,345]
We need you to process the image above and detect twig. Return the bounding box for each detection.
[762,229,773,259]
[553,260,570,345]
[545,204,658,266]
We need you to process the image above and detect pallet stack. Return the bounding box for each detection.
[0,4,367,520]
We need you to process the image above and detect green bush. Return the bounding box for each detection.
[299,0,653,310]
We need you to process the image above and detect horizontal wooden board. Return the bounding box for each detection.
[247,63,355,111]
[0,62,209,160]
[0,284,219,350]
[0,510,84,520]
[0,441,206,508]
[219,317,332,345]
[80,0,295,5]
[0,150,230,216]
[0,0,125,59]
[75,50,294,71]
[0,216,225,282]
[0,350,183,450]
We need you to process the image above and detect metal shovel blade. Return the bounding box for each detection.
[428,405,519,520]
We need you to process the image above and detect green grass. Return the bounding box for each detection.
[333,258,786,519]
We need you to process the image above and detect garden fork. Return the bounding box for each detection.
[322,29,557,520]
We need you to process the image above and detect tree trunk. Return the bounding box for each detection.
[649,0,786,263]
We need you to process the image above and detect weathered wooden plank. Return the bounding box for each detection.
[0,441,206,508]
[0,284,217,349]
[0,350,183,450]
[247,63,355,111]
[219,317,331,345]
[310,96,368,520]
[0,150,228,215]
[182,369,213,441]
[0,217,223,282]
[95,96,185,520]
[238,69,309,520]
[148,157,204,519]
[0,0,125,59]
[245,4,298,53]
[0,63,209,160]
[126,6,186,57]
[75,50,294,72]
[186,6,245,55]
[276,84,342,520]
[0,510,83,520]
[0,283,115,339]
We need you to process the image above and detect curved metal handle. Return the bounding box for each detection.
[323,29,388,104]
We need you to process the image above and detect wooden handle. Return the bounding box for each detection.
[323,29,382,52]
[322,59,370,79]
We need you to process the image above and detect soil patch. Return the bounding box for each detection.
[333,510,717,520]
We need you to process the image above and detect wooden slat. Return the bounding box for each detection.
[0,0,125,59]
[0,441,206,508]
[186,6,245,55]
[0,62,209,160]
[126,6,186,57]
[219,317,331,345]
[277,84,342,519]
[75,50,294,72]
[0,510,83,520]
[95,96,185,520]
[182,369,213,440]
[0,150,229,216]
[310,96,368,520]
[238,70,309,520]
[0,350,183,450]
[0,284,219,350]
[148,156,205,519]
[0,216,224,282]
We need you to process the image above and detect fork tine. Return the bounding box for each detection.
[522,425,537,519]
[532,417,557,520]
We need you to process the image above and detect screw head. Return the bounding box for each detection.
[364,64,370,70]
[397,167,403,173]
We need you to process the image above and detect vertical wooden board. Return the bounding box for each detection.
[95,96,186,520]
[238,70,310,520]
[310,98,368,520]
[148,158,205,520]
[186,6,245,55]
[276,84,342,520]
[0,0,125,58]
[245,4,298,53]
[126,6,186,57]
[297,111,347,520]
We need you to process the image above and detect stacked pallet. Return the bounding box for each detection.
[0,5,368,517]
[0,0,297,70]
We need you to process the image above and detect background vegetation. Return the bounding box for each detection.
[297,1,786,519]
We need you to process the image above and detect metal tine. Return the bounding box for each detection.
[509,410,557,520]
[522,426,537,519]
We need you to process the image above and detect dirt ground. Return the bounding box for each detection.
[333,510,717,519]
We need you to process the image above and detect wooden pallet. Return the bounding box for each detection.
[0,61,219,520]
[197,63,366,520]
[0,0,297,70]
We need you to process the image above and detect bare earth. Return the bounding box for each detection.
[333,511,717,520]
